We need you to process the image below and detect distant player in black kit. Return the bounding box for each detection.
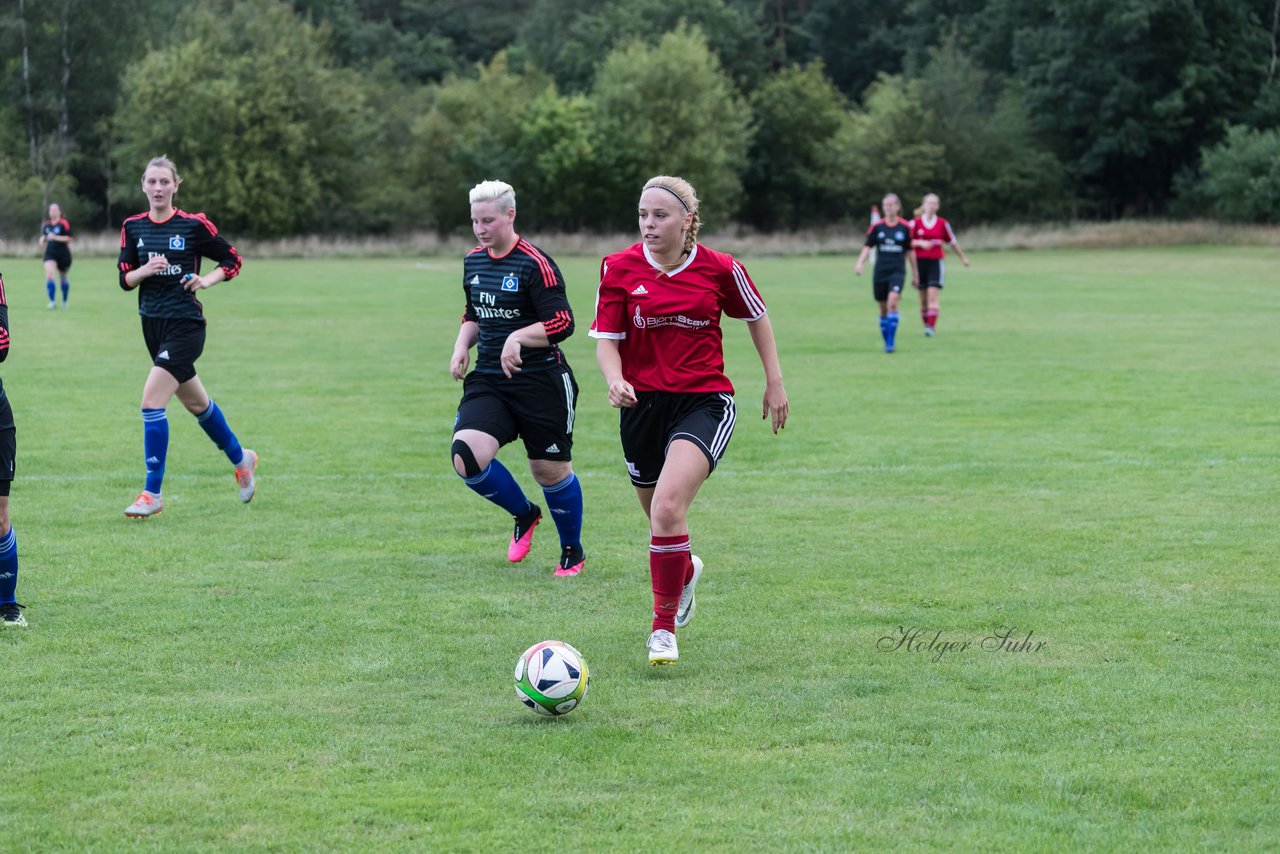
[39,203,73,309]
[449,180,585,576]
[116,155,257,518]
[855,193,918,353]
[0,272,25,626]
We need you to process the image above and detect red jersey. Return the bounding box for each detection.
[589,242,767,394]
[910,215,957,260]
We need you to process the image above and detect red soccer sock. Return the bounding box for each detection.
[649,534,690,632]
[926,309,939,329]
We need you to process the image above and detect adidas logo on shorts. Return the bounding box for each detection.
[157,350,170,360]
[545,444,560,453]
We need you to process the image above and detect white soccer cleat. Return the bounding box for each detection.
[235,449,258,503]
[0,602,27,627]
[647,629,678,666]
[124,491,163,518]
[675,555,703,629]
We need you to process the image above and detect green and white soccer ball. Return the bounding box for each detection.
[514,640,589,716]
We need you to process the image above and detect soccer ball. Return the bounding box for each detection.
[514,640,589,716]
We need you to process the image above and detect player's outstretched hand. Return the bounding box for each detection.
[763,381,788,434]
[449,348,469,381]
[500,336,524,378]
[607,379,637,409]
[854,263,864,276]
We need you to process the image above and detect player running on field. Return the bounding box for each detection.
[0,272,25,627]
[450,180,586,577]
[591,175,788,666]
[39,203,73,309]
[910,193,970,336]
[855,193,918,353]
[117,155,257,518]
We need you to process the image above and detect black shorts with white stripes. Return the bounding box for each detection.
[454,366,578,462]
[618,391,736,487]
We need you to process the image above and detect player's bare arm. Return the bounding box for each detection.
[854,245,872,275]
[595,338,636,408]
[450,320,479,380]
[499,322,552,378]
[747,314,788,433]
[182,267,227,292]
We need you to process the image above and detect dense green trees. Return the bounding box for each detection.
[1,0,1276,238]
[1180,125,1280,222]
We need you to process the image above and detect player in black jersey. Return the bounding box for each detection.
[0,272,24,626]
[855,193,918,353]
[38,203,73,309]
[116,155,257,519]
[449,180,585,576]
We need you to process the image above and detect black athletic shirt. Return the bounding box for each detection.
[865,218,912,277]
[461,237,574,375]
[41,218,72,261]
[117,209,243,321]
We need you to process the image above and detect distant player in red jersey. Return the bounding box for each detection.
[117,155,256,518]
[910,193,970,335]
[449,180,585,577]
[590,175,788,666]
[38,203,73,309]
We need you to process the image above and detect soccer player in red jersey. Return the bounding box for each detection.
[910,193,970,335]
[450,181,585,576]
[38,203,73,309]
[591,175,788,666]
[117,156,257,518]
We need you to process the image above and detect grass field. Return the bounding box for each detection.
[1,247,1277,850]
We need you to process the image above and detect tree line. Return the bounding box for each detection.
[2,0,1277,239]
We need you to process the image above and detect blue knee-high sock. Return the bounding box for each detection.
[196,400,244,466]
[879,315,889,345]
[886,311,899,349]
[542,472,583,549]
[46,279,56,302]
[462,459,532,517]
[142,408,168,494]
[0,528,17,605]
[60,278,70,302]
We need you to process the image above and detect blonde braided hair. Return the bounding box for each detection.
[642,175,700,266]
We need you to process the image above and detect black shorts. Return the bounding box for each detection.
[44,248,72,273]
[873,271,905,302]
[916,258,945,289]
[0,394,14,496]
[619,391,736,487]
[141,316,206,384]
[454,367,578,461]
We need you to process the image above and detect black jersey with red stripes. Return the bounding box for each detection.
[0,271,10,396]
[461,237,575,375]
[117,209,242,322]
